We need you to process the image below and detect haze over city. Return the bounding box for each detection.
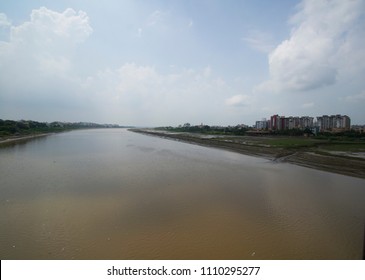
[1,0,364,126]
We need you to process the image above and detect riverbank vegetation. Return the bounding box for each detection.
[0,119,125,139]
[157,124,365,139]
[156,124,249,135]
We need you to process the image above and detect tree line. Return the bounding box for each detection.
[157,125,249,135]
[0,119,122,137]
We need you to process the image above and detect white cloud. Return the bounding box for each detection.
[0,7,92,73]
[0,13,11,28]
[75,63,234,125]
[115,63,162,96]
[11,7,92,47]
[0,6,238,125]
[258,0,365,93]
[225,94,250,107]
[5,4,362,125]
[0,7,93,113]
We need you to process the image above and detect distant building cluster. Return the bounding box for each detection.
[316,115,351,132]
[255,114,351,132]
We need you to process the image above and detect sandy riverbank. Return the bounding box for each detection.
[131,129,365,179]
[0,133,51,146]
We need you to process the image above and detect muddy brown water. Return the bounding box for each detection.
[0,129,364,259]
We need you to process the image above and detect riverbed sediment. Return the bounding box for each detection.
[131,129,365,179]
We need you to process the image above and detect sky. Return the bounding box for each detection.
[0,0,364,126]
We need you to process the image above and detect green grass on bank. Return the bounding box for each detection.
[209,135,365,153]
[318,143,365,152]
[255,138,323,148]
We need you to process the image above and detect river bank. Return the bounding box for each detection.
[131,129,365,179]
[0,133,51,146]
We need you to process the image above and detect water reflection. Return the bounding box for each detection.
[0,129,364,259]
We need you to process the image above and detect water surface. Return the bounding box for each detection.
[0,129,364,259]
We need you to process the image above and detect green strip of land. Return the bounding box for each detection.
[0,119,129,147]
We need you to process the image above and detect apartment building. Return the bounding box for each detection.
[317,115,350,131]
[256,114,350,132]
[255,118,268,130]
[268,115,314,130]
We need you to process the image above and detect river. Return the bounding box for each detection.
[0,129,364,259]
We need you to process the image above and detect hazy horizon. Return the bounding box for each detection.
[1,0,365,126]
